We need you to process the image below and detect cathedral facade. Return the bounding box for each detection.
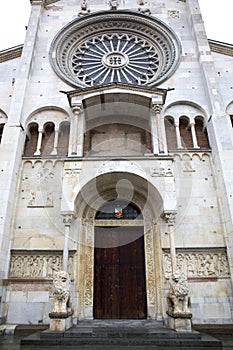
[0,0,233,326]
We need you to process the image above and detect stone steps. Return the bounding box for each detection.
[20,320,222,349]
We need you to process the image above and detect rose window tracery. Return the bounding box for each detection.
[50,11,181,88]
[70,34,160,86]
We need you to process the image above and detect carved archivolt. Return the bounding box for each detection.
[163,250,230,279]
[9,251,74,280]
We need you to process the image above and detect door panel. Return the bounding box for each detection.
[94,226,147,319]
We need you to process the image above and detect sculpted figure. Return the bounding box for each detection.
[109,0,118,10]
[52,271,71,314]
[167,271,190,314]
[138,0,151,15]
[78,0,90,16]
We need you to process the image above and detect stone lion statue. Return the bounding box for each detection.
[167,271,190,314]
[52,270,71,314]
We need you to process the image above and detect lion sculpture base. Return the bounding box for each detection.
[167,271,192,332]
[49,271,73,332]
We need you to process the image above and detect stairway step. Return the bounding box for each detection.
[21,331,222,349]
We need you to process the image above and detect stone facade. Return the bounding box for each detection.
[0,0,233,326]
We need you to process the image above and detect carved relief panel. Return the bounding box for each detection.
[9,251,75,279]
[163,249,230,280]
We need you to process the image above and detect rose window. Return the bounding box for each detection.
[70,34,160,86]
[50,11,181,88]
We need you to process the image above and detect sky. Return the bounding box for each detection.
[0,0,232,51]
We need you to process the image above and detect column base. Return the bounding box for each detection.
[49,311,73,332]
[166,311,192,332]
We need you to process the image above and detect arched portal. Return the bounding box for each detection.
[94,200,147,319]
[73,171,166,321]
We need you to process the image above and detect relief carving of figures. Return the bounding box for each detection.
[9,252,74,279]
[109,0,118,10]
[78,0,90,16]
[28,192,36,206]
[168,10,180,19]
[36,167,54,182]
[217,254,229,275]
[47,256,62,278]
[138,0,151,15]
[27,191,54,207]
[163,251,230,279]
[64,169,81,177]
[150,166,173,177]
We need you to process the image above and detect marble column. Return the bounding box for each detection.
[190,122,199,148]
[62,214,74,272]
[71,105,82,155]
[151,103,165,154]
[34,128,43,156]
[161,211,177,274]
[174,122,183,149]
[51,127,59,155]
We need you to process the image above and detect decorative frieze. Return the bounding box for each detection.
[9,251,75,279]
[163,250,230,279]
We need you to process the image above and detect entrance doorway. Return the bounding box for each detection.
[94,226,147,319]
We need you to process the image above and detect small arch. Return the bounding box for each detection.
[41,122,55,155]
[194,116,210,148]
[57,121,70,156]
[164,116,176,149]
[179,116,193,148]
[24,123,39,156]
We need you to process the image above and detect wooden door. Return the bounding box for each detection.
[94,226,147,319]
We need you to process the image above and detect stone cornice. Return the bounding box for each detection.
[0,45,23,63]
[208,39,233,57]
[60,83,169,107]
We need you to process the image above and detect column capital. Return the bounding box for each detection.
[72,104,82,115]
[151,103,162,114]
[161,211,177,225]
[62,213,75,226]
